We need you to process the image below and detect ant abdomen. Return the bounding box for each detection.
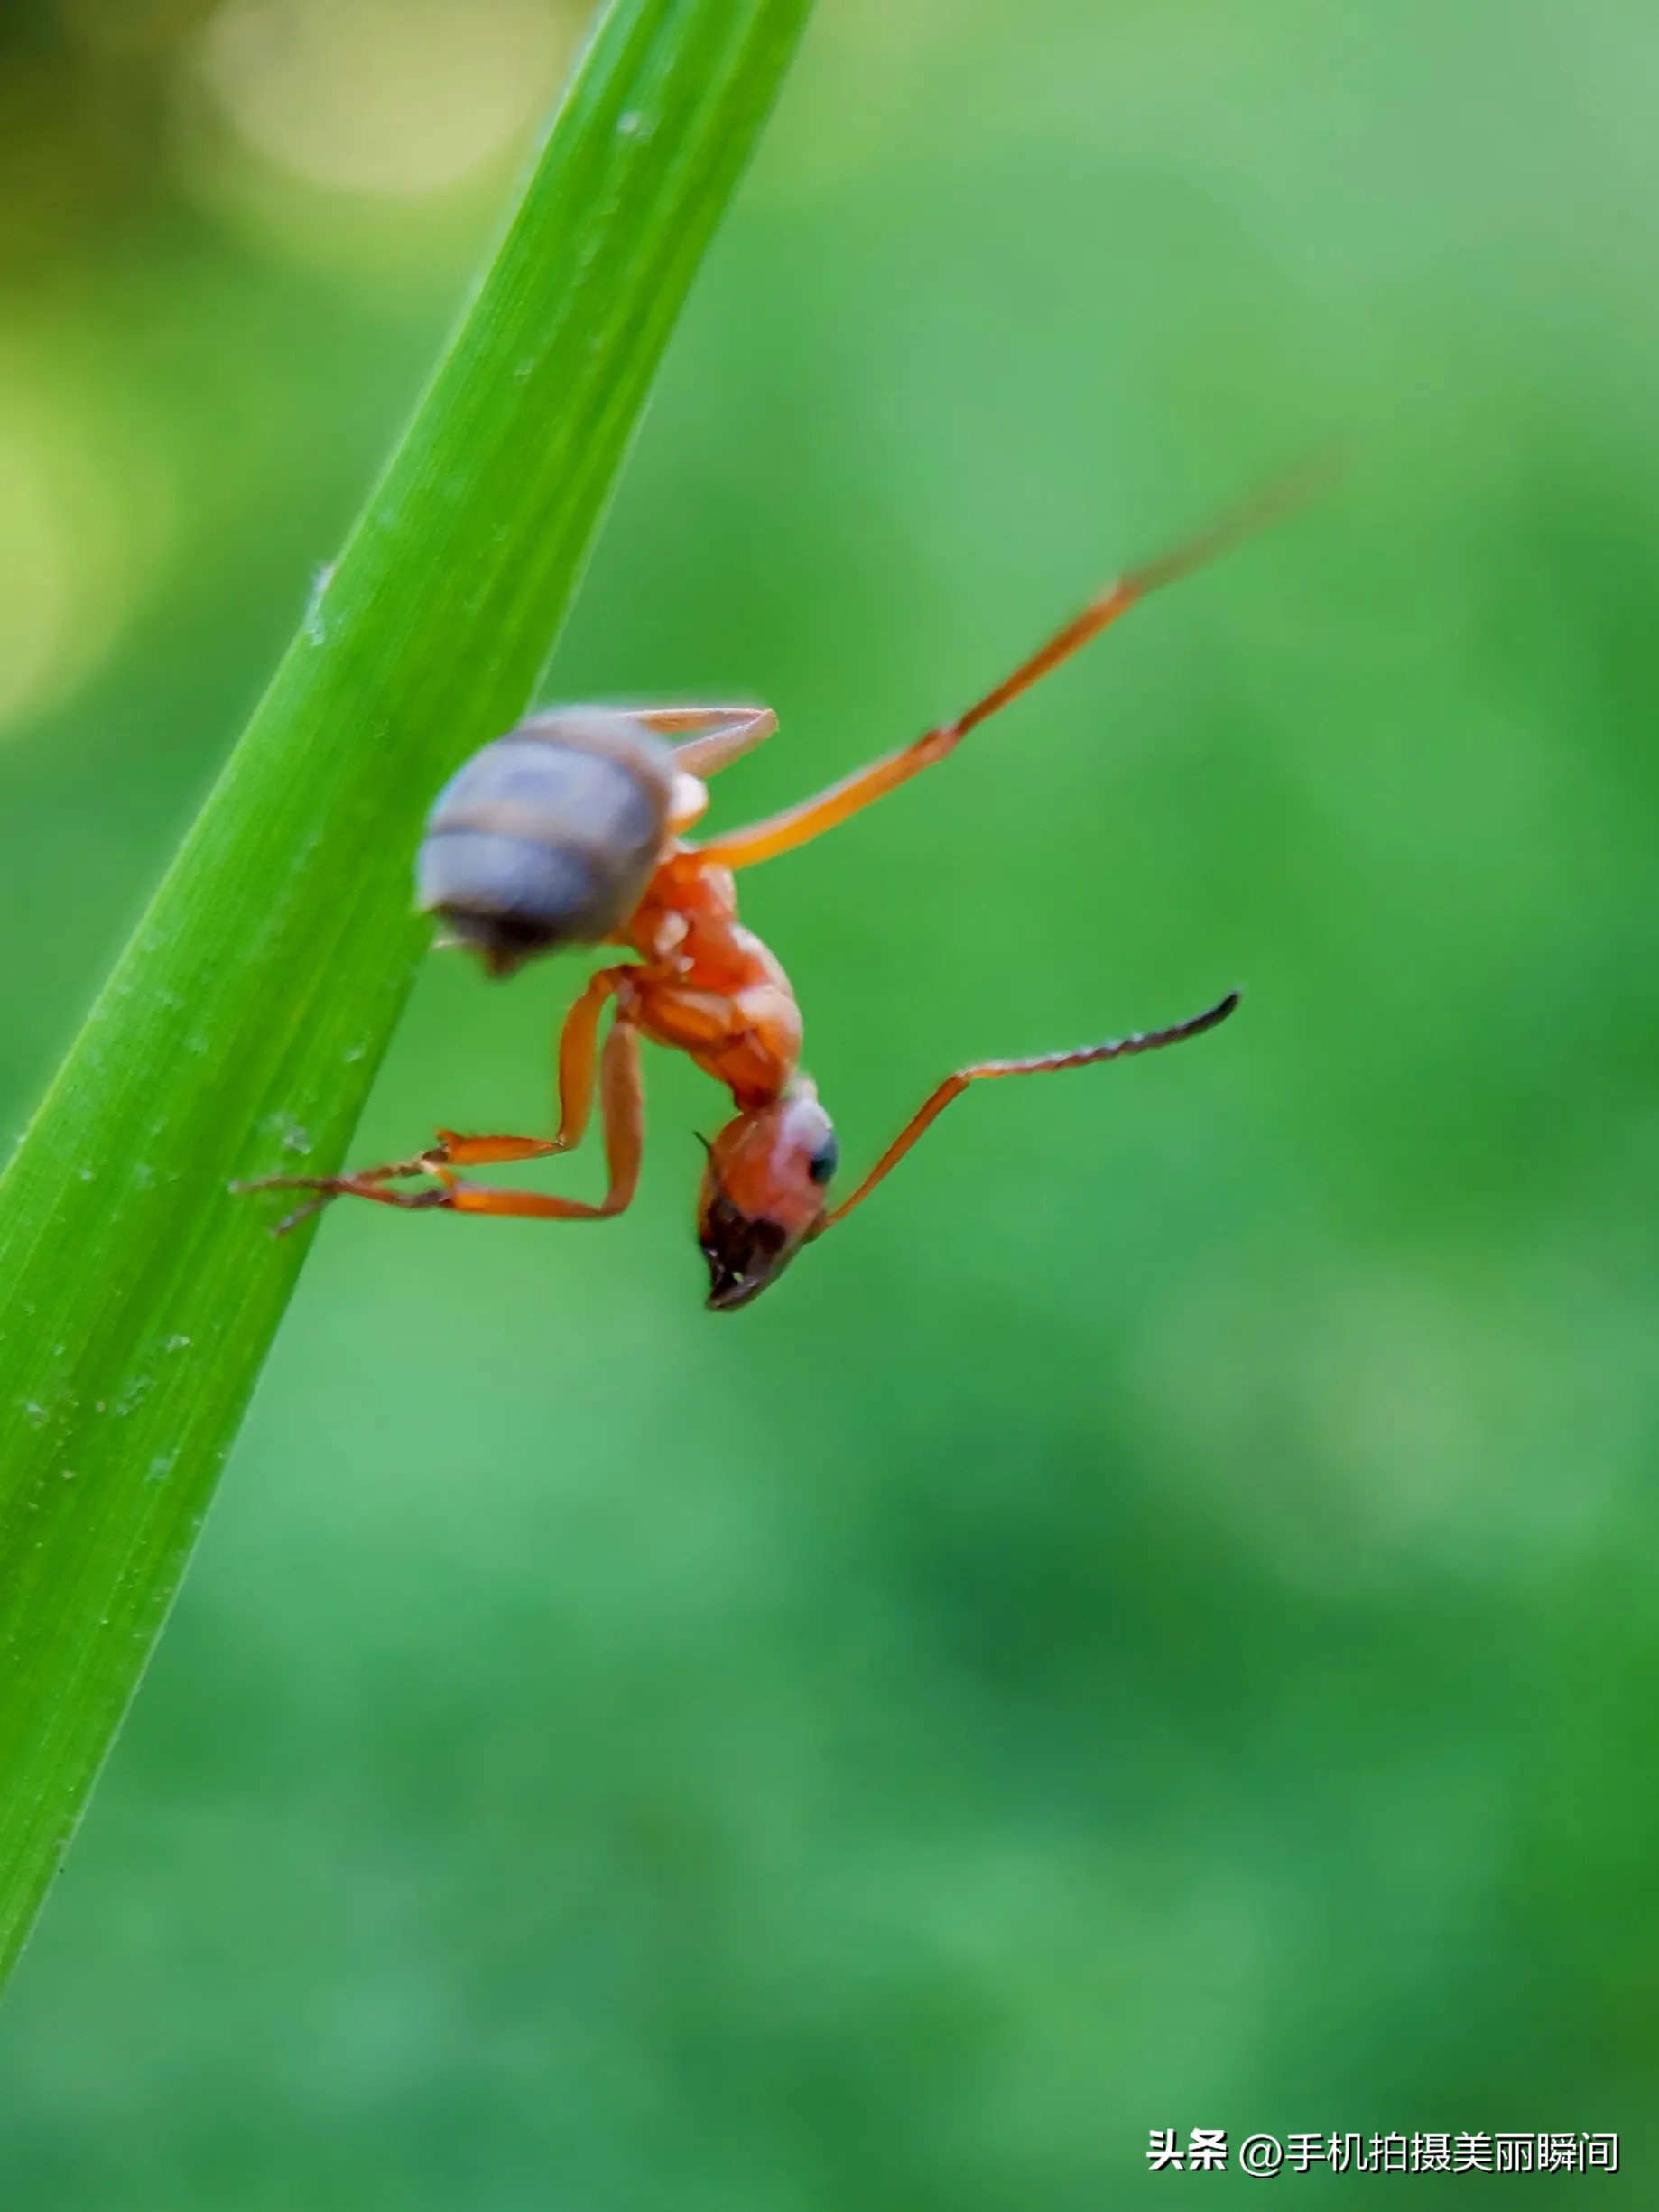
[418,709,676,976]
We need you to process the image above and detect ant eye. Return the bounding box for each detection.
[807,1133,839,1185]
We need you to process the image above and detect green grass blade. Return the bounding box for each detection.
[0,0,812,1981]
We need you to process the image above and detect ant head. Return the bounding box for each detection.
[696,1081,839,1312]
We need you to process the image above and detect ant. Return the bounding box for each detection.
[244,495,1283,1310]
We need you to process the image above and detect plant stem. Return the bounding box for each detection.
[0,0,813,1985]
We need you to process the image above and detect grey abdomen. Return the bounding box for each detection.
[417,710,676,976]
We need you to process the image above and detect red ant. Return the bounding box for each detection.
[245,496,1279,1309]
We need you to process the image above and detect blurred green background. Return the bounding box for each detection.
[2,0,1658,2202]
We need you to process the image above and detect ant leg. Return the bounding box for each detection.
[521,705,775,779]
[696,476,1317,872]
[446,1015,645,1222]
[435,963,631,1167]
[626,711,780,838]
[820,992,1239,1231]
[635,706,778,780]
[515,705,774,779]
[239,967,633,1231]
[249,1019,647,1234]
[238,1163,450,1237]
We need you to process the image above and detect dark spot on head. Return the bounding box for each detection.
[807,1131,839,1185]
[699,1195,796,1311]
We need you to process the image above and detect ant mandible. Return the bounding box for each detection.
[245,495,1280,1310]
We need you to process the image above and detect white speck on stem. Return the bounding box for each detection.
[112,1377,153,1418]
[164,1335,191,1354]
[305,560,337,646]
